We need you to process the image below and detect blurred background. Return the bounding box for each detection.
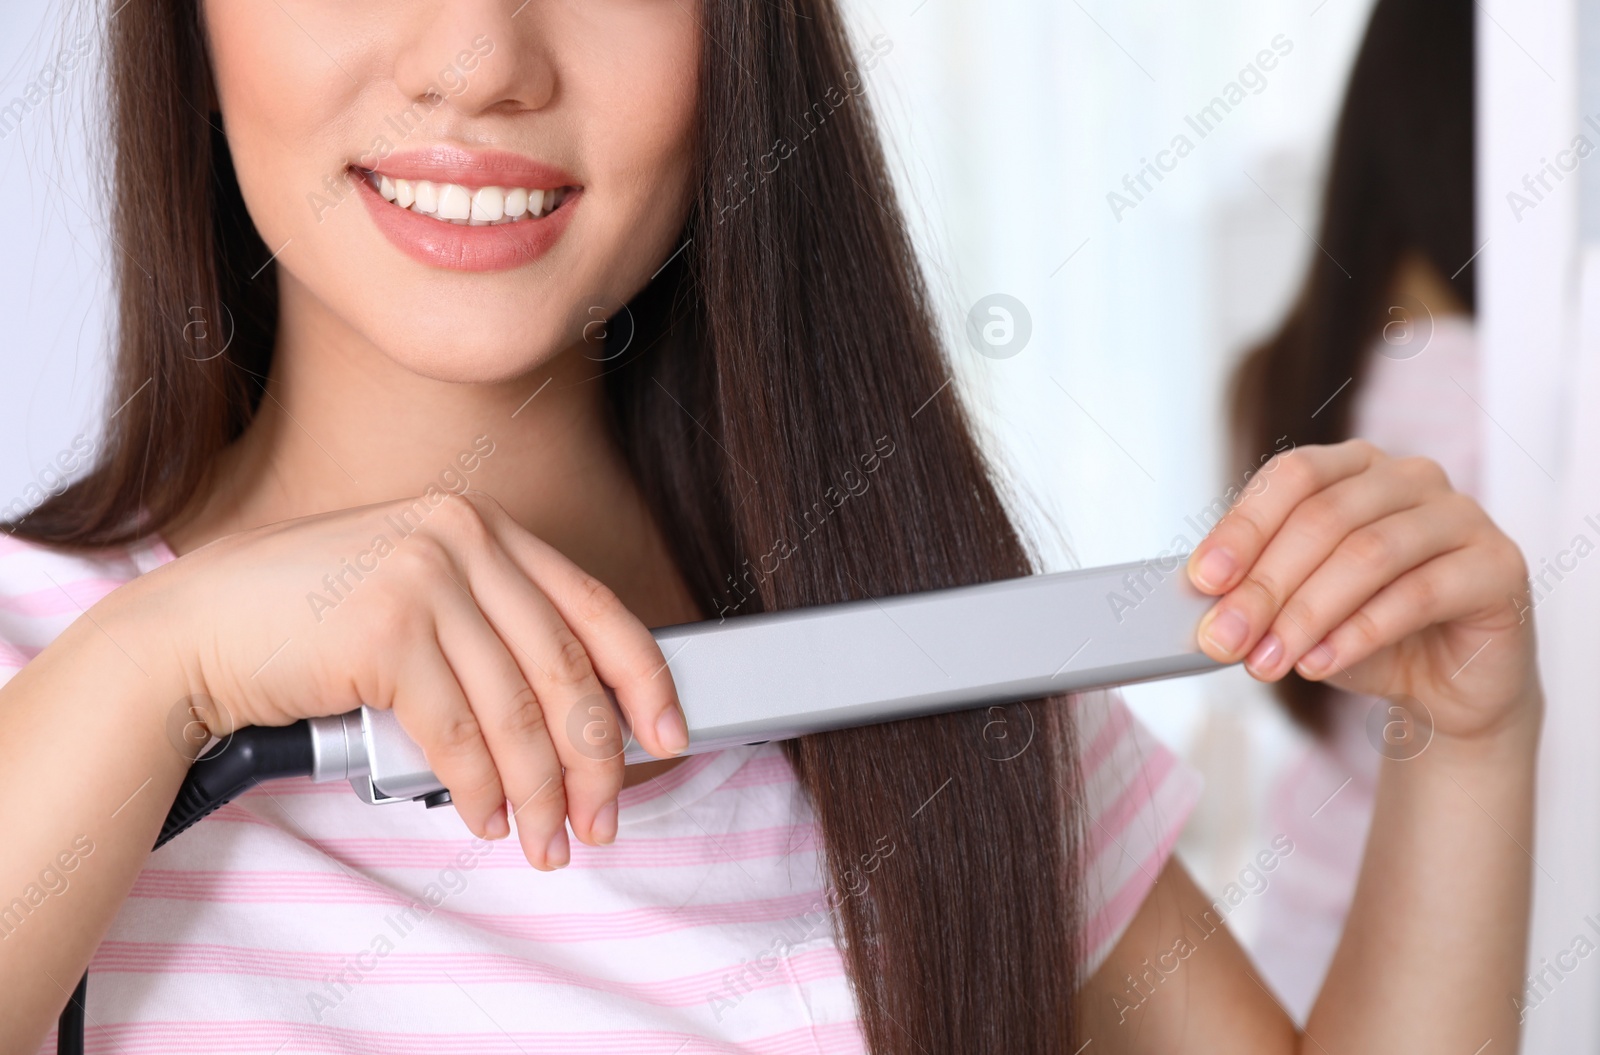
[1,0,1593,1046]
[839,0,1379,1008]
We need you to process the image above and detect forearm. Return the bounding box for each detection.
[1305,691,1541,1054]
[0,597,190,1053]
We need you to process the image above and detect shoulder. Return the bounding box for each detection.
[0,532,169,683]
[1073,689,1204,828]
[1073,688,1205,976]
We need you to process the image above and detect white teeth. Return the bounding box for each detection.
[470,186,505,222]
[436,183,471,221]
[364,170,569,225]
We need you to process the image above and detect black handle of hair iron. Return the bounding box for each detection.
[59,556,1231,1054]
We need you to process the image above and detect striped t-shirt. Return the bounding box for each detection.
[3,532,1203,1054]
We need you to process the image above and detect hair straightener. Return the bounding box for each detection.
[58,555,1227,1054]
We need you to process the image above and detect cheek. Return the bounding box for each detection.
[203,0,365,245]
[579,13,701,241]
[628,48,699,187]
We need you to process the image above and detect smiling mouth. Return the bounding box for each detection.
[355,167,577,227]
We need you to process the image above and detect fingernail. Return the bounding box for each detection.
[1202,608,1250,656]
[656,707,689,756]
[1194,548,1238,591]
[546,826,570,870]
[1298,645,1333,679]
[593,800,618,845]
[486,806,509,840]
[1247,632,1283,676]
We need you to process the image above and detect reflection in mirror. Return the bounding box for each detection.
[846,0,1422,1020]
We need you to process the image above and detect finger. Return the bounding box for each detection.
[1194,461,1461,671]
[387,643,507,844]
[440,541,623,852]
[1219,456,1450,637]
[432,585,580,868]
[1249,498,1477,681]
[1299,547,1506,682]
[1187,440,1381,596]
[467,492,689,760]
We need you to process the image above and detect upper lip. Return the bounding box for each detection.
[360,146,580,190]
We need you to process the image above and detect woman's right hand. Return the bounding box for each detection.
[107,490,690,870]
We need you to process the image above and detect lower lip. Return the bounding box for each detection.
[354,171,580,273]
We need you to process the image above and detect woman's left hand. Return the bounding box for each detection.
[1187,438,1539,745]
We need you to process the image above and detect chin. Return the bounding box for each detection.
[373,314,586,385]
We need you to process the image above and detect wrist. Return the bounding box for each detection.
[1424,684,1544,771]
[88,576,215,756]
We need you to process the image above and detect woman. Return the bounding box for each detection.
[1228,0,1481,1017]
[0,0,1535,1052]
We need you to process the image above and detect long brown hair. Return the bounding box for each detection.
[16,0,1085,1049]
[1228,0,1475,733]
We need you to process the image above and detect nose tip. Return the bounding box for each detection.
[392,13,553,121]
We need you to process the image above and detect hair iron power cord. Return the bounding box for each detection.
[57,724,317,1055]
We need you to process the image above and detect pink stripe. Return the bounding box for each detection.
[1085,750,1176,859]
[81,1019,867,1055]
[197,805,821,869]
[277,826,818,870]
[126,874,833,940]
[617,750,722,809]
[0,639,37,667]
[236,752,796,799]
[1079,699,1134,779]
[0,578,126,617]
[1080,811,1186,957]
[366,824,819,869]
[89,941,848,1005]
[204,803,313,829]
[237,755,799,802]
[236,776,347,797]
[721,754,796,789]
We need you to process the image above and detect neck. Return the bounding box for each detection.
[164,278,702,629]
